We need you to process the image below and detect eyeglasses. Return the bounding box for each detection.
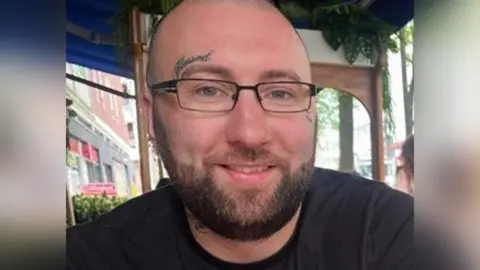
[149,79,319,113]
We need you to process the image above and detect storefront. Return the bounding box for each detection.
[67,119,134,197]
[67,137,102,194]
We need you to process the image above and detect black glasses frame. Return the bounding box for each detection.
[149,78,322,113]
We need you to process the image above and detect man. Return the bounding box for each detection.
[395,134,414,194]
[67,1,415,269]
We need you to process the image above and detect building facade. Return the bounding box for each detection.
[66,63,134,197]
[121,78,163,192]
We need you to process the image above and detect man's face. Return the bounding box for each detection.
[395,158,414,194]
[147,1,316,241]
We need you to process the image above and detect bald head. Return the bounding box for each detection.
[146,0,310,85]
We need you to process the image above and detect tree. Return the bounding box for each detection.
[316,89,360,172]
[338,93,355,171]
[316,88,340,134]
[398,21,414,135]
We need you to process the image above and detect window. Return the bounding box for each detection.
[101,93,106,109]
[95,163,102,182]
[123,163,129,184]
[104,164,114,183]
[103,78,114,111]
[86,161,103,183]
[86,161,95,183]
[122,84,130,106]
[127,123,135,146]
[109,94,114,110]
[114,97,119,118]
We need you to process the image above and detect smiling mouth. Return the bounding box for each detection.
[219,165,276,173]
[217,164,277,184]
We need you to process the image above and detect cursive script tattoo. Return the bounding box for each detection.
[173,50,214,78]
[185,210,207,235]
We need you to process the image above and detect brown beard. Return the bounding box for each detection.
[153,107,316,241]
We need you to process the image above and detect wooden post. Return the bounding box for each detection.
[66,184,76,227]
[370,58,386,181]
[131,7,152,193]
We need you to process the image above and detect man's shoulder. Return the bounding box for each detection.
[307,167,413,223]
[300,168,413,268]
[310,167,412,207]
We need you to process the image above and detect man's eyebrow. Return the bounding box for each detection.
[180,65,302,82]
[259,69,301,82]
[180,65,235,81]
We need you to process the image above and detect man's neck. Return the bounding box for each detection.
[187,209,301,264]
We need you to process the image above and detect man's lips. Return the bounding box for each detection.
[219,164,275,173]
[217,164,277,184]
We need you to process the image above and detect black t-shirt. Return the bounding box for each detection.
[67,168,415,270]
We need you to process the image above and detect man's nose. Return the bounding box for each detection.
[225,90,270,148]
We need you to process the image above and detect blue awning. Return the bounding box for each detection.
[66,0,413,79]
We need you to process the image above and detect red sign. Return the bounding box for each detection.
[81,183,117,196]
[81,143,90,159]
[69,138,79,154]
[90,147,99,162]
[80,143,99,162]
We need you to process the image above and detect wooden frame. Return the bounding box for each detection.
[311,62,385,181]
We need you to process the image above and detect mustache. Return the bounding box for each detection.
[204,147,287,167]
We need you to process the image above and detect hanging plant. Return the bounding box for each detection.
[382,63,395,140]
[310,2,398,64]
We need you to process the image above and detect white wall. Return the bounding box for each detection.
[297,29,372,67]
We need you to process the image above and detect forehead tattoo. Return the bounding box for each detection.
[173,50,214,78]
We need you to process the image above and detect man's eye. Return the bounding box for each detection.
[195,87,223,97]
[266,90,294,100]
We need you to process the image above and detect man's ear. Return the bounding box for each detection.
[143,89,155,142]
[409,179,415,194]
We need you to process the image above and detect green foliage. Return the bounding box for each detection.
[382,66,395,140]
[316,88,340,132]
[281,1,398,64]
[399,21,414,44]
[392,20,414,63]
[386,21,414,138]
[71,194,129,225]
[278,2,312,21]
